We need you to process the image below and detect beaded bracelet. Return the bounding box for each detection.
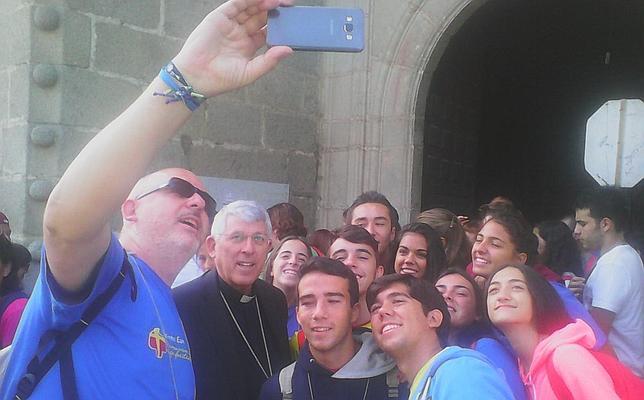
[153,62,205,111]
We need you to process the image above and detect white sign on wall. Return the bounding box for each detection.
[585,99,644,187]
[200,176,290,211]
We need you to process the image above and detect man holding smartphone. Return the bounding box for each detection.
[0,0,294,398]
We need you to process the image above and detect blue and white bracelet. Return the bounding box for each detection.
[153,62,205,111]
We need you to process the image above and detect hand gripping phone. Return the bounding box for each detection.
[267,6,364,52]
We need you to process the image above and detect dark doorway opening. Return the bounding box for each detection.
[421,0,644,228]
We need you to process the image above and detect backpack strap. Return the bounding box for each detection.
[278,362,296,400]
[14,251,136,400]
[386,368,399,399]
[545,354,573,400]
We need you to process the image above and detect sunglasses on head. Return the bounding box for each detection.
[136,177,217,221]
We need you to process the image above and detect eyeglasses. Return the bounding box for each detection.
[219,232,269,246]
[136,177,217,221]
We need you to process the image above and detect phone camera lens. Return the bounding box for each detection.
[344,23,354,33]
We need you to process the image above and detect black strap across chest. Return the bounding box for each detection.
[14,251,137,400]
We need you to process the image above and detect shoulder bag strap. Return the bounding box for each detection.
[545,354,573,400]
[14,251,135,400]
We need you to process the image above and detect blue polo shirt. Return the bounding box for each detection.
[0,234,195,399]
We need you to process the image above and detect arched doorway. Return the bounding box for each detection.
[419,0,644,225]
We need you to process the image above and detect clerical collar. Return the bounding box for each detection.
[218,275,256,303]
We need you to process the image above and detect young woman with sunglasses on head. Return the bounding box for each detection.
[417,208,471,270]
[486,264,638,399]
[264,236,313,338]
[435,268,527,400]
[394,222,447,283]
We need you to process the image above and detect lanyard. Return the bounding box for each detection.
[220,292,273,379]
[306,372,370,400]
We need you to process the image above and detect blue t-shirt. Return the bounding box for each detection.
[0,235,195,399]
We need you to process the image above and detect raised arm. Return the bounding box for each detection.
[44,0,293,291]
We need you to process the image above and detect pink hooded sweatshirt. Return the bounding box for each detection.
[521,319,619,400]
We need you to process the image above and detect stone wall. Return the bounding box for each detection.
[317,0,481,227]
[0,0,322,249]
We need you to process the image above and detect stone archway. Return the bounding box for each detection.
[316,0,487,227]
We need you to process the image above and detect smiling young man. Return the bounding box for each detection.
[173,201,291,400]
[368,274,514,400]
[344,191,401,273]
[259,257,405,400]
[328,225,385,329]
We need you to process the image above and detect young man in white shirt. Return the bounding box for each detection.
[575,188,644,377]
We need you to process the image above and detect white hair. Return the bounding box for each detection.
[210,200,272,236]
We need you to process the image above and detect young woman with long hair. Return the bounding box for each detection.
[486,264,638,399]
[393,222,447,283]
[264,236,313,337]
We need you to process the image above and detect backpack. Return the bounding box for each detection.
[278,362,401,400]
[546,349,644,399]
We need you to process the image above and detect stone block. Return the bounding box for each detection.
[54,128,94,175]
[316,206,345,231]
[318,149,351,207]
[420,0,464,25]
[382,65,416,118]
[265,112,317,153]
[379,117,413,148]
[0,179,28,237]
[189,145,288,183]
[66,0,161,29]
[94,22,179,81]
[58,67,140,128]
[321,51,367,77]
[377,146,413,202]
[176,106,207,139]
[30,6,91,67]
[148,138,189,171]
[393,13,439,70]
[0,7,30,65]
[321,73,367,120]
[370,1,411,63]
[0,69,8,121]
[0,0,23,14]
[301,76,321,117]
[247,66,311,114]
[281,52,321,77]
[164,0,217,38]
[205,100,262,147]
[24,198,47,236]
[5,64,30,122]
[288,195,317,229]
[1,125,29,174]
[287,153,318,195]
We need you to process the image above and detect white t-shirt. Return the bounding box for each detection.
[171,258,204,288]
[583,244,644,377]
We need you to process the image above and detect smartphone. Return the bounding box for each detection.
[267,6,364,53]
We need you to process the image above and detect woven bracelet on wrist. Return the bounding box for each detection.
[153,62,205,112]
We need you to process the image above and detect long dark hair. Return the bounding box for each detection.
[536,220,582,276]
[436,267,485,321]
[1,241,31,296]
[417,208,470,269]
[485,210,538,266]
[486,264,571,335]
[267,203,307,240]
[396,222,448,283]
